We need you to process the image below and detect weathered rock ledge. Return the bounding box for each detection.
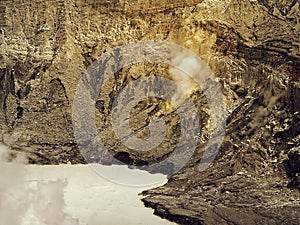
[0,0,299,224]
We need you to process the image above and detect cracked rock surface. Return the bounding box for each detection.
[0,0,299,224]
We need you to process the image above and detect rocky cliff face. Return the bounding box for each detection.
[0,0,299,224]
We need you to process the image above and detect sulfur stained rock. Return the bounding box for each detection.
[0,0,299,224]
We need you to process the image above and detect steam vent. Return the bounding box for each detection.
[0,0,299,224]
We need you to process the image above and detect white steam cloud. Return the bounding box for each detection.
[32,181,79,225]
[0,143,79,225]
[169,51,211,107]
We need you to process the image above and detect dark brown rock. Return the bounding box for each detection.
[0,0,299,224]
